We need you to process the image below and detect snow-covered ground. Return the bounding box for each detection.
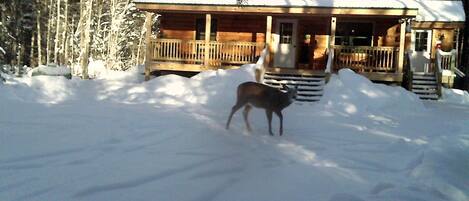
[1,65,469,201]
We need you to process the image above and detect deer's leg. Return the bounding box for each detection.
[274,110,283,136]
[265,110,273,136]
[226,102,244,130]
[243,105,252,132]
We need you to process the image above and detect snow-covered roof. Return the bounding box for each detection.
[414,0,465,22]
[134,0,465,22]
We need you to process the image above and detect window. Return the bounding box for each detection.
[196,18,217,41]
[335,22,373,46]
[279,23,293,44]
[415,32,429,51]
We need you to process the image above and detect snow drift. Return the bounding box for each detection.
[1,66,469,201]
[319,69,425,115]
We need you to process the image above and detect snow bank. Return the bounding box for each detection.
[1,76,77,104]
[440,88,469,105]
[28,64,72,78]
[109,64,256,107]
[319,69,424,115]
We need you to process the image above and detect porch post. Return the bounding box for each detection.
[256,15,272,82]
[144,12,153,81]
[204,14,212,67]
[398,19,406,74]
[265,15,272,66]
[329,17,337,49]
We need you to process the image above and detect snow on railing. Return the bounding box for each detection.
[436,49,464,77]
[255,47,269,82]
[325,48,334,74]
[454,67,466,77]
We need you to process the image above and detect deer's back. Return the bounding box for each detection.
[237,82,286,109]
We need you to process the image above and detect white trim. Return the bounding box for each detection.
[411,29,432,53]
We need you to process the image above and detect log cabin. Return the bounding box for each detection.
[134,0,465,101]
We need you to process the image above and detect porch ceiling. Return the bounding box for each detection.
[134,2,418,17]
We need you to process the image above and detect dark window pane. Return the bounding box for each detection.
[196,18,217,41]
[335,22,373,46]
[415,32,428,51]
[280,23,293,44]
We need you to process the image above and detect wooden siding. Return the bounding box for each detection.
[160,13,265,43]
[217,15,266,42]
[432,29,456,52]
[412,22,464,29]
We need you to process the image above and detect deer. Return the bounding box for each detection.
[225,81,297,136]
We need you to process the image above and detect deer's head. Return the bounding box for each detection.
[282,84,298,102]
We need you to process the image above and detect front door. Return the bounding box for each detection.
[411,29,433,72]
[274,19,297,68]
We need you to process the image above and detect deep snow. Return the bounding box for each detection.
[1,65,469,201]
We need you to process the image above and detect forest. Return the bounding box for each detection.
[0,0,157,78]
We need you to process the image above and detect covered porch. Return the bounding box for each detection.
[136,2,417,83]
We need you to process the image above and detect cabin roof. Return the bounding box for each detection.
[133,0,465,22]
[414,0,465,22]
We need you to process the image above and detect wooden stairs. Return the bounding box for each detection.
[262,71,326,102]
[411,72,440,100]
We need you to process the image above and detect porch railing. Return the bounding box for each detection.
[150,39,264,66]
[332,46,399,73]
[208,41,265,66]
[151,39,205,64]
[436,49,457,72]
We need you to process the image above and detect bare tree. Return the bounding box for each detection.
[46,0,54,64]
[53,0,61,64]
[61,0,69,65]
[79,0,93,79]
[36,0,43,65]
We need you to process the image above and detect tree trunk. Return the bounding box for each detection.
[30,34,36,67]
[107,0,117,70]
[79,0,93,79]
[61,0,68,65]
[36,0,43,65]
[54,0,61,64]
[46,0,54,64]
[136,14,150,66]
[94,0,103,57]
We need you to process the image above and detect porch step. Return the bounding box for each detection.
[263,74,324,82]
[263,79,326,87]
[412,75,436,80]
[413,72,435,76]
[412,80,437,85]
[263,71,326,102]
[417,94,439,100]
[412,84,437,89]
[411,73,439,100]
[412,88,437,94]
